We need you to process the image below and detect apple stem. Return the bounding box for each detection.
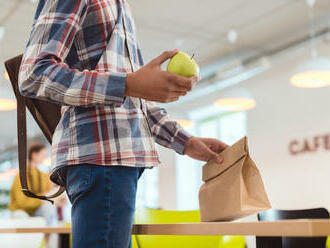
[191,54,195,60]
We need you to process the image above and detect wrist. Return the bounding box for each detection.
[125,72,137,97]
[183,136,195,154]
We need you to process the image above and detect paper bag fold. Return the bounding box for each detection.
[199,136,271,222]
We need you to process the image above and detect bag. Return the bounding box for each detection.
[199,136,271,222]
[4,55,64,203]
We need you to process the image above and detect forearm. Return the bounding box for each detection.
[146,101,192,154]
[19,57,126,107]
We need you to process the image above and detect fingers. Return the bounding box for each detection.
[206,148,223,163]
[167,97,179,102]
[151,49,178,66]
[155,96,179,103]
[166,72,199,91]
[167,83,189,93]
[197,145,223,163]
[201,138,228,153]
[198,138,227,163]
[210,141,229,154]
[169,91,187,96]
[168,72,198,90]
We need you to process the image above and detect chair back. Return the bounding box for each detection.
[257,208,329,248]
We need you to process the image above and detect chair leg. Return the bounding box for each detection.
[58,234,70,248]
[256,236,282,248]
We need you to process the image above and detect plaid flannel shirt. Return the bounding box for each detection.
[19,0,191,186]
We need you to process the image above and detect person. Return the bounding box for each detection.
[18,0,228,247]
[9,143,55,222]
[9,143,62,247]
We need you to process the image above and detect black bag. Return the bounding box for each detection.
[4,55,65,203]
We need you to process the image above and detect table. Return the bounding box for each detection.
[1,219,330,248]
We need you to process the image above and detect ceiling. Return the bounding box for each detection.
[0,0,330,149]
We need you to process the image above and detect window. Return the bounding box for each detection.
[176,112,247,210]
[136,167,159,208]
[218,112,247,144]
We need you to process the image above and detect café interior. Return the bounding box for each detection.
[1,0,330,247]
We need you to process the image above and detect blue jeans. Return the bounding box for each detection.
[65,164,144,248]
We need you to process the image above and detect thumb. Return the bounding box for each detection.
[151,49,178,66]
[206,148,223,163]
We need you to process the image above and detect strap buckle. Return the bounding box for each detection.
[21,188,54,204]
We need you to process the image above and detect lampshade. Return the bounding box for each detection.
[175,119,194,128]
[0,98,17,111]
[214,88,256,112]
[290,56,330,88]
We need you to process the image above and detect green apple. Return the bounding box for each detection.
[167,52,200,78]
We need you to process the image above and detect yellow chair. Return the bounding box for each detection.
[132,234,139,248]
[219,235,245,248]
[39,238,46,248]
[134,208,245,248]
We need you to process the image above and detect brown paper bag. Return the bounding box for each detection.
[199,136,271,222]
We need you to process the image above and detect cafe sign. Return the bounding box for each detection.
[289,134,330,155]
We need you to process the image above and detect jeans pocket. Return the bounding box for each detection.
[66,165,92,204]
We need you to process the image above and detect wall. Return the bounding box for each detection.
[246,45,330,210]
[157,146,177,210]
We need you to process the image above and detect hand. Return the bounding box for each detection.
[183,137,228,163]
[54,195,67,208]
[125,49,199,103]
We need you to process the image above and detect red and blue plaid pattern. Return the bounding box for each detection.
[18,0,191,185]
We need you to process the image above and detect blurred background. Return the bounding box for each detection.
[1,0,330,247]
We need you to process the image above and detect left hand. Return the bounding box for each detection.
[183,137,228,163]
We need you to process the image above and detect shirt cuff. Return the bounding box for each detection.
[105,73,127,106]
[171,129,193,155]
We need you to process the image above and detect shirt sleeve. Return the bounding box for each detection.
[18,0,127,107]
[145,101,192,154]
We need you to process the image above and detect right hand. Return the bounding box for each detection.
[125,49,199,103]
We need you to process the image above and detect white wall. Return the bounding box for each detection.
[246,46,330,210]
[157,146,177,210]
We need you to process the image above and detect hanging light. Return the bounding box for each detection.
[290,0,330,88]
[175,119,194,128]
[0,98,16,111]
[214,88,256,112]
[290,56,330,88]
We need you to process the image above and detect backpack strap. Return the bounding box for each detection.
[16,89,65,204]
[5,55,65,204]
